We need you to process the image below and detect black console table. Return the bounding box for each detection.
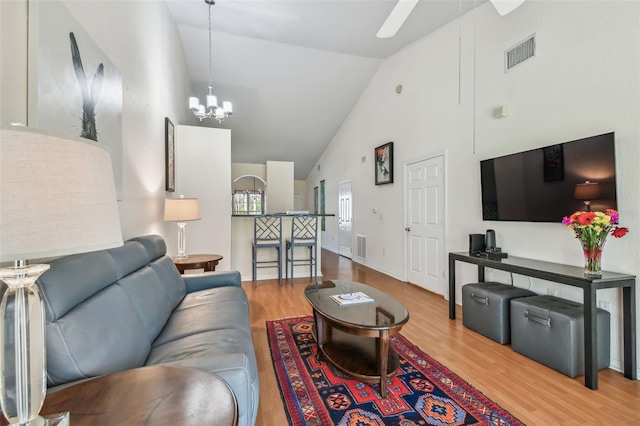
[448,252,636,390]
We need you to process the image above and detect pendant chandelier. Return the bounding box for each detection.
[188,0,233,123]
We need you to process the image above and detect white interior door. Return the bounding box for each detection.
[405,155,445,294]
[338,180,353,258]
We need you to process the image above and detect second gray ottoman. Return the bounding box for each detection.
[462,282,536,344]
[510,295,611,378]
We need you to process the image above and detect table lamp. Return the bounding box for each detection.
[574,181,600,212]
[164,196,201,259]
[0,127,123,425]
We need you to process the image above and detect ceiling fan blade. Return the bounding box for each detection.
[376,0,420,39]
[490,0,527,16]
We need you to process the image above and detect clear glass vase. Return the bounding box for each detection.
[581,240,605,277]
[0,265,48,425]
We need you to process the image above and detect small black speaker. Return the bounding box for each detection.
[469,234,485,254]
[485,229,496,252]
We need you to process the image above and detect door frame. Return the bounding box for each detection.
[403,150,448,295]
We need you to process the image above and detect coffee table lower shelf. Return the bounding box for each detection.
[319,336,400,380]
[313,316,401,397]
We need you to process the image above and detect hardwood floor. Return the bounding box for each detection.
[243,249,640,425]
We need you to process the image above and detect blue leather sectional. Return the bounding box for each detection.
[37,234,259,426]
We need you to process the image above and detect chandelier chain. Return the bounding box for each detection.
[208,2,213,88]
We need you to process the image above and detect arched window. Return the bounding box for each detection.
[233,175,266,215]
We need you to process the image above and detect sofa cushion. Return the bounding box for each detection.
[38,250,118,321]
[146,328,258,426]
[117,266,173,341]
[46,285,150,386]
[129,234,168,262]
[153,287,250,346]
[175,286,248,311]
[147,256,187,309]
[106,241,149,279]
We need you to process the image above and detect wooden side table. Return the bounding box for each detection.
[1,366,238,426]
[172,254,223,274]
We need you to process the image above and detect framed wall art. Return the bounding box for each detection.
[543,144,564,182]
[28,0,123,196]
[165,117,175,192]
[375,142,394,185]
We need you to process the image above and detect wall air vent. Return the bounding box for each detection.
[356,234,367,260]
[505,34,536,72]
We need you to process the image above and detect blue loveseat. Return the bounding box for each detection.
[37,234,259,426]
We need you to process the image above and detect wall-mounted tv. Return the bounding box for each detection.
[480,132,616,222]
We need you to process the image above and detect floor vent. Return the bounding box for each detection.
[356,234,367,260]
[505,34,536,72]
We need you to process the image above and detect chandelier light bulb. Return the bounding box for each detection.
[223,101,233,113]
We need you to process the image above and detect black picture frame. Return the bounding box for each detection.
[543,144,564,182]
[165,117,175,192]
[375,142,394,185]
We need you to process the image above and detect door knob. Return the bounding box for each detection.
[405,227,410,232]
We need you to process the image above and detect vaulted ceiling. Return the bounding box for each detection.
[166,0,486,179]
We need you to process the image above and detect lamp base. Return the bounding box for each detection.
[0,264,49,426]
[175,253,189,260]
[11,412,70,426]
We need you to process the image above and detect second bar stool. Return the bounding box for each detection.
[252,215,283,287]
[285,215,318,283]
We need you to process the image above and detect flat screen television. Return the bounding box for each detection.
[480,132,617,222]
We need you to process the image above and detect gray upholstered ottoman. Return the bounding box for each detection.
[462,282,536,344]
[510,295,610,378]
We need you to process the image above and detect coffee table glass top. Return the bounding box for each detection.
[304,280,409,328]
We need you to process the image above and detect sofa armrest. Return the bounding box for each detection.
[183,270,241,293]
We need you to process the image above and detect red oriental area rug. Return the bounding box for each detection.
[267,315,525,426]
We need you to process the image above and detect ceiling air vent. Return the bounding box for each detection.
[505,34,536,72]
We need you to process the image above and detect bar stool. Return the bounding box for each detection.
[285,215,318,283]
[252,215,283,287]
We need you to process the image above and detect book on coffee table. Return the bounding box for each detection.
[330,292,374,306]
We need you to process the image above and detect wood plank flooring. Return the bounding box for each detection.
[243,249,640,425]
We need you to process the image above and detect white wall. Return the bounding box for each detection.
[232,163,267,181]
[308,1,640,374]
[0,0,28,124]
[170,125,231,270]
[266,160,294,213]
[1,0,198,241]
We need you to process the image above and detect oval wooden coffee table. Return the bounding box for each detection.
[304,280,409,397]
[1,366,238,426]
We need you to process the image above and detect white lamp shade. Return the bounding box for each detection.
[189,97,200,111]
[223,101,233,114]
[206,95,218,110]
[164,198,201,222]
[0,127,123,262]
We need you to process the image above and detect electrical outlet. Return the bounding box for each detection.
[598,301,611,312]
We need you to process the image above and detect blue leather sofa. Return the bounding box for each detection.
[37,234,259,426]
